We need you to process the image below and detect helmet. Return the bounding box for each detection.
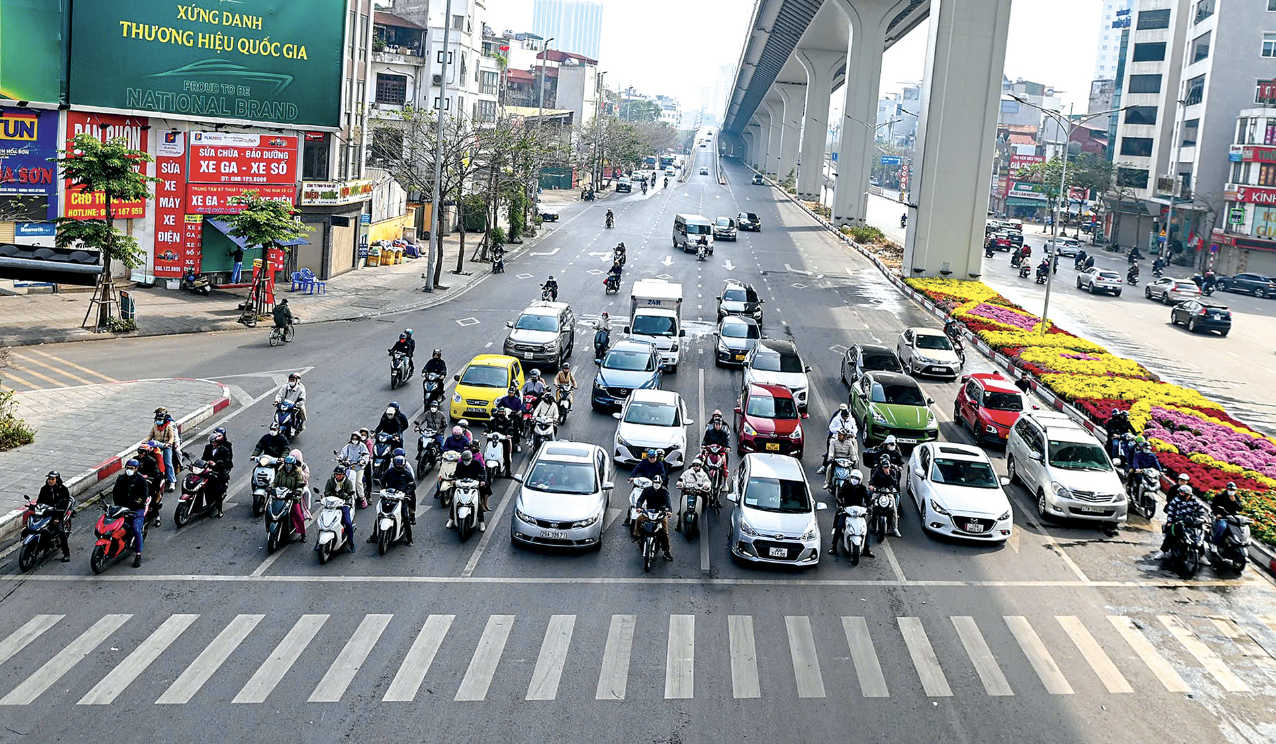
[208,431,223,444]
[712,409,723,419]
[1177,473,1190,482]
[1227,481,1237,489]
[351,431,362,441]
[393,448,405,458]
[392,455,407,468]
[288,372,300,381]
[46,470,59,480]
[399,332,407,341]
[283,455,297,467]
[147,439,160,449]
[359,427,370,437]
[602,311,609,317]
[404,329,414,337]
[461,450,474,463]
[691,458,703,468]
[429,400,440,409]
[459,419,470,428]
[561,362,570,370]
[386,407,397,417]
[452,426,463,436]
[839,403,849,412]
[530,369,541,379]
[389,402,400,411]
[1123,432,1135,441]
[334,466,346,476]
[1111,408,1120,416]
[432,349,441,358]
[884,435,897,446]
[837,428,849,438]
[1134,436,1145,445]
[154,406,168,417]
[652,475,664,487]
[125,459,140,469]
[646,448,658,458]
[548,275,555,280]
[269,422,281,434]
[849,469,863,483]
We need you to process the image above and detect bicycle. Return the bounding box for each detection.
[268,318,297,347]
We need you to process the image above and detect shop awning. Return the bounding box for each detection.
[206,219,311,249]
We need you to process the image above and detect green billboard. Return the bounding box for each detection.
[0,0,67,103]
[69,0,345,128]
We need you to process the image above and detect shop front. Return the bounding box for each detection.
[1211,228,1276,278]
[299,179,372,278]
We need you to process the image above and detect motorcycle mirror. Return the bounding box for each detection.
[333,449,339,455]
[594,358,601,365]
[623,326,630,334]
[612,412,622,420]
[804,365,812,373]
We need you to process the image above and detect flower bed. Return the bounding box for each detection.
[906,277,1276,549]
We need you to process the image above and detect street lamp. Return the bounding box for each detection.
[1010,94,1127,333]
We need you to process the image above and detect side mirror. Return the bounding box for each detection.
[758,299,764,304]
[716,296,721,301]
[453,374,461,381]
[960,374,970,383]
[679,330,686,337]
[999,476,1011,487]
[512,473,525,482]
[1029,451,1044,462]
[733,406,742,414]
[914,467,925,479]
[815,502,828,511]
[926,397,934,405]
[612,412,622,420]
[602,481,614,490]
[623,326,631,334]
[333,449,340,455]
[684,420,695,427]
[505,320,513,328]
[594,358,601,365]
[726,491,739,503]
[1112,457,1124,468]
[804,365,812,372]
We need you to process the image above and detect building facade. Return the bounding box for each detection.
[531,0,603,62]
[1096,0,1134,80]
[1213,108,1276,277]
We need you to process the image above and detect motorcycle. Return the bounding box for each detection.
[701,444,729,513]
[490,406,521,451]
[641,182,648,195]
[680,487,706,541]
[334,452,370,509]
[436,450,460,508]
[89,500,149,575]
[696,242,708,261]
[492,245,505,274]
[17,498,74,572]
[1161,517,1207,579]
[531,414,556,451]
[389,350,411,390]
[1152,264,1164,279]
[605,215,614,229]
[173,452,222,527]
[181,269,212,296]
[250,454,281,517]
[556,384,574,424]
[663,177,669,188]
[264,486,302,553]
[604,274,621,294]
[274,401,301,439]
[315,493,353,564]
[613,250,626,268]
[1010,253,1022,268]
[583,189,596,202]
[871,488,896,543]
[839,505,870,566]
[423,372,445,408]
[1018,263,1031,279]
[1035,267,1049,285]
[626,477,652,527]
[945,333,967,366]
[1126,270,1140,287]
[1209,514,1251,575]
[374,488,410,555]
[900,215,907,228]
[542,284,558,302]
[483,431,508,480]
[451,478,482,542]
[414,423,441,477]
[637,508,667,573]
[1126,467,1160,519]
[370,431,398,489]
[594,328,611,360]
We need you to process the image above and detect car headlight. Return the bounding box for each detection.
[997,510,1011,521]
[985,424,998,434]
[572,514,600,528]
[739,519,759,536]
[515,508,537,525]
[544,340,559,351]
[593,379,605,390]
[752,308,763,317]
[789,428,803,440]
[671,343,680,352]
[741,422,757,436]
[718,341,729,352]
[1050,481,1072,500]
[872,408,888,425]
[801,525,818,541]
[927,412,938,429]
[452,393,463,404]
[929,499,951,516]
[616,434,631,447]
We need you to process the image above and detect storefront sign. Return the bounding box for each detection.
[299,179,373,206]
[153,131,189,277]
[186,183,295,214]
[183,214,205,267]
[0,108,59,220]
[1230,206,1246,225]
[189,133,298,184]
[1007,181,1047,200]
[1253,206,1276,240]
[1228,184,1276,206]
[63,111,150,220]
[1242,146,1276,164]
[1230,145,1245,163]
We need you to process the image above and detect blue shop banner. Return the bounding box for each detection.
[0,107,60,220]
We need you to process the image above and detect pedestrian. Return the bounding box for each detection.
[229,245,245,284]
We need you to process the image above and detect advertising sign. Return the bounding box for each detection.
[0,0,65,104]
[188,132,298,184]
[1008,154,1044,177]
[1007,181,1047,200]
[1253,206,1276,240]
[1242,146,1276,164]
[1230,206,1246,226]
[1230,185,1276,206]
[67,0,346,128]
[187,183,294,214]
[299,179,373,206]
[63,111,150,220]
[0,107,59,220]
[153,131,189,277]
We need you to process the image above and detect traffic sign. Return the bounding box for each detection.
[880,156,902,165]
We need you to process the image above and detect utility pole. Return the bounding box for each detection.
[1163,97,1188,266]
[535,37,554,223]
[426,0,455,292]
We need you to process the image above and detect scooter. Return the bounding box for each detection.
[483,431,508,480]
[641,182,648,195]
[1209,514,1251,575]
[173,452,222,527]
[315,494,352,564]
[274,401,301,439]
[696,243,708,261]
[1035,267,1049,285]
[594,328,611,360]
[871,488,896,543]
[436,450,459,508]
[414,423,441,477]
[370,431,398,489]
[583,189,596,201]
[680,487,706,541]
[374,488,410,555]
[946,333,967,366]
[542,284,558,302]
[1018,263,1032,279]
[335,452,370,509]
[638,508,667,573]
[423,372,445,408]
[17,498,74,572]
[556,384,574,424]
[839,505,870,566]
[265,486,302,553]
[389,350,411,390]
[1161,516,1206,579]
[613,250,626,268]
[531,414,556,451]
[1010,252,1023,268]
[250,454,281,517]
[181,269,212,296]
[626,477,652,527]
[701,444,729,513]
[1127,269,1140,287]
[1126,467,1160,519]
[492,245,505,274]
[604,274,621,294]
[605,215,614,229]
[89,500,149,575]
[451,478,482,542]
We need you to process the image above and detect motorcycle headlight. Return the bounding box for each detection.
[739,519,759,536]
[929,499,951,516]
[741,422,757,436]
[1050,481,1072,500]
[572,514,600,528]
[515,507,537,525]
[998,510,1011,522]
[452,393,463,404]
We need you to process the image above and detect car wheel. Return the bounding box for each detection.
[1113,292,1121,297]
[1144,287,1152,300]
[1088,284,1097,295]
[1161,293,1171,306]
[1037,490,1050,521]
[1257,288,1267,299]
[1219,329,1230,337]
[1188,318,1198,333]
[953,402,963,428]
[1006,454,1019,485]
[1076,278,1083,289]
[1169,311,1178,326]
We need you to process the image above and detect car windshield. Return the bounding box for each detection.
[746,394,798,419]
[743,213,759,221]
[460,365,508,388]
[1047,440,1112,471]
[983,391,1023,411]
[863,353,902,372]
[721,321,760,339]
[623,401,679,427]
[515,314,557,332]
[716,217,732,227]
[525,461,597,494]
[723,288,758,303]
[686,223,712,235]
[752,351,804,373]
[914,334,952,351]
[603,350,655,372]
[931,459,999,489]
[871,382,926,406]
[743,477,811,513]
[632,315,677,336]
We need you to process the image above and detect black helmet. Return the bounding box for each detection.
[46,470,59,480]
[433,348,441,358]
[404,329,414,337]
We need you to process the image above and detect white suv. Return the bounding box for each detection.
[1005,411,1127,527]
[1076,268,1123,296]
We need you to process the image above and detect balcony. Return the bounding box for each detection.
[373,48,426,66]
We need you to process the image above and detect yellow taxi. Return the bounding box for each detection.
[450,354,525,423]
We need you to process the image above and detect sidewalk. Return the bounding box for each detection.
[0,378,230,541]
[0,233,491,348]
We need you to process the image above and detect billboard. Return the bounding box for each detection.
[67,0,345,128]
[186,183,295,214]
[0,0,66,104]
[153,131,189,277]
[188,132,298,184]
[300,179,373,206]
[63,111,150,220]
[0,107,59,220]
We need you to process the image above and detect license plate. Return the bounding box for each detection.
[964,521,985,533]
[523,352,535,360]
[466,407,486,416]
[765,442,780,451]
[768,547,787,558]
[540,530,568,539]
[735,354,745,360]
[895,437,917,444]
[1080,506,1105,514]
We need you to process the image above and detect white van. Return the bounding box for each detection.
[673,213,714,253]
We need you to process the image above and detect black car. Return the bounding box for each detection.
[716,279,763,322]
[737,211,762,231]
[840,343,904,387]
[1170,300,1231,336]
[1215,272,1276,298]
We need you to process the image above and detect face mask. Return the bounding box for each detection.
[289,382,298,389]
[125,468,137,476]
[155,419,165,426]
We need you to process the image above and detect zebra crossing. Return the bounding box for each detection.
[0,610,1273,707]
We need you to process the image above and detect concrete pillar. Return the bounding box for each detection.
[742,130,756,166]
[905,0,1012,279]
[746,121,763,169]
[832,0,892,226]
[795,50,842,201]
[776,84,803,186]
[762,100,783,177]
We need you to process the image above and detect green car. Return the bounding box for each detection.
[848,371,939,446]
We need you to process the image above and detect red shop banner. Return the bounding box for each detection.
[186,183,296,215]
[63,111,150,220]
[152,131,187,278]
[182,214,205,272]
[188,132,298,185]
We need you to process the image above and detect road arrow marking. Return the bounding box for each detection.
[530,247,560,257]
[516,273,533,280]
[723,260,735,271]
[661,256,674,267]
[784,263,811,275]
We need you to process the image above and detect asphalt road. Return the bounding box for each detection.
[1,152,1274,743]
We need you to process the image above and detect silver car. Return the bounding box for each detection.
[511,441,614,551]
[728,454,826,567]
[715,316,760,366]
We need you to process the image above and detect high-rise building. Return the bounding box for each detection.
[532,0,603,62]
[1095,0,1133,80]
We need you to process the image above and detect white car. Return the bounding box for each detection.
[612,389,693,468]
[1006,411,1128,527]
[699,167,709,175]
[896,327,962,378]
[1045,237,1081,257]
[1144,277,1201,305]
[1076,268,1123,296]
[906,443,1013,542]
[742,339,811,411]
[727,454,826,567]
[511,441,614,551]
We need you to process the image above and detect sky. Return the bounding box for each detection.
[483,0,1104,115]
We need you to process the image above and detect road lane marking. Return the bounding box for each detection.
[0,614,131,706]
[7,363,63,387]
[79,613,199,705]
[1208,616,1276,681]
[1056,615,1132,693]
[898,617,951,696]
[27,349,118,382]
[526,614,576,700]
[1159,615,1249,692]
[1006,615,1073,694]
[309,613,393,702]
[952,616,1013,696]
[383,614,454,702]
[596,614,636,700]
[785,616,826,698]
[157,614,263,704]
[698,367,710,575]
[727,615,760,698]
[232,614,328,703]
[665,614,694,699]
[1107,616,1190,692]
[880,539,907,583]
[0,615,62,669]
[460,477,520,578]
[841,616,889,697]
[455,614,514,701]
[12,353,96,385]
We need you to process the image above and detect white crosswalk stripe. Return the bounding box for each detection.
[595,614,636,701]
[1159,615,1250,693]
[952,616,1013,696]
[1208,616,1276,683]
[79,614,199,705]
[1107,615,1191,693]
[157,614,263,704]
[455,615,514,701]
[665,615,695,699]
[233,614,328,704]
[526,615,576,701]
[1056,616,1132,694]
[728,615,760,699]
[841,616,889,698]
[0,615,63,669]
[0,614,131,706]
[1006,616,1073,695]
[384,615,454,702]
[310,614,393,702]
[785,616,825,699]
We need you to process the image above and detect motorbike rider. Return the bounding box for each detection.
[200,428,234,518]
[495,387,526,450]
[112,459,150,568]
[606,260,623,288]
[1128,245,1143,264]
[675,458,713,531]
[1156,473,1207,558]
[1104,408,1133,456]
[1074,249,1088,269]
[274,454,309,542]
[984,235,997,257]
[863,434,904,470]
[273,372,307,432]
[323,464,358,553]
[631,448,670,484]
[1036,257,1050,280]
[442,425,471,455]
[272,297,293,330]
[136,442,166,526]
[375,403,411,452]
[35,471,72,561]
[388,329,416,378]
[418,400,450,448]
[829,468,873,558]
[633,475,673,561]
[605,209,614,228]
[1126,438,1162,485]
[614,243,626,265]
[531,390,559,437]
[522,368,547,397]
[702,417,731,451]
[869,457,902,537]
[380,450,417,544]
[252,422,291,459]
[340,431,373,504]
[543,275,560,301]
[1127,262,1140,283]
[943,318,962,344]
[1209,482,1244,545]
[448,449,489,532]
[149,408,179,493]
[900,213,907,228]
[553,364,577,418]
[819,404,858,473]
[1152,256,1166,275]
[823,428,859,491]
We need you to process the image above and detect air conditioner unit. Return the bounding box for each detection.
[433,74,443,85]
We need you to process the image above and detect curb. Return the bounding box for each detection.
[0,381,232,545]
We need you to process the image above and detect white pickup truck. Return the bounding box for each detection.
[626,279,685,372]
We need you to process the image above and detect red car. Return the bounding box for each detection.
[954,372,1026,444]
[735,383,804,458]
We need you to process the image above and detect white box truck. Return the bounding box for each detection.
[627,279,684,372]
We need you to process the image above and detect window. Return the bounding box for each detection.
[460,53,467,80]
[1120,137,1154,157]
[1181,118,1199,148]
[1128,74,1162,94]
[1192,32,1210,63]
[1184,74,1205,105]
[481,71,499,95]
[302,134,330,181]
[1194,0,1214,24]
[1124,106,1158,125]
[1261,164,1276,187]
[1270,0,1276,10]
[1117,167,1150,189]
[375,74,407,105]
[475,99,497,123]
[1266,120,1276,145]
[369,127,403,167]
[436,50,454,64]
[433,96,450,111]
[1265,33,1276,58]
[452,14,464,30]
[1232,161,1245,183]
[1132,42,1166,62]
[1137,9,1170,29]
